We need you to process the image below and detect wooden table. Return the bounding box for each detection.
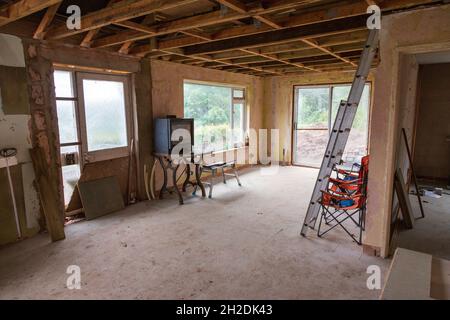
[153,153,206,205]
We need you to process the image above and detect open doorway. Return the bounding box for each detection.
[396,56,450,260]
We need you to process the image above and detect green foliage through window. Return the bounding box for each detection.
[184,82,245,152]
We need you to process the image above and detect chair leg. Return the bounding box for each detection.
[317,207,325,237]
[208,170,214,199]
[233,165,242,186]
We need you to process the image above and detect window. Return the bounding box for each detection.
[81,79,128,152]
[54,70,81,205]
[184,82,246,152]
[54,69,132,205]
[293,84,371,167]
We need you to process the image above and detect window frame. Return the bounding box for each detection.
[54,68,133,164]
[292,82,372,167]
[183,80,248,152]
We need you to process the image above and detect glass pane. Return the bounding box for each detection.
[54,70,74,98]
[232,103,244,145]
[233,89,244,99]
[331,84,370,163]
[82,79,128,152]
[56,100,78,144]
[295,130,329,167]
[297,87,329,129]
[184,83,233,152]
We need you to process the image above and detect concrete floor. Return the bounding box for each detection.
[397,192,450,260]
[0,166,389,299]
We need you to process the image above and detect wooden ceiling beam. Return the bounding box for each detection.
[203,0,358,68]
[80,0,120,48]
[45,0,197,39]
[0,0,62,27]
[183,15,368,55]
[130,0,368,56]
[142,0,437,55]
[158,49,281,76]
[153,0,369,52]
[119,13,158,54]
[94,0,311,48]
[33,2,60,39]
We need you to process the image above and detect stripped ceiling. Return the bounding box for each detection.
[0,0,446,76]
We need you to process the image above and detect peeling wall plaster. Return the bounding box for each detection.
[0,33,40,242]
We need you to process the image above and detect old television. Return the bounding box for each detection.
[154,116,194,155]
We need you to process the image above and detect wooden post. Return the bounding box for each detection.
[133,59,154,200]
[23,40,65,242]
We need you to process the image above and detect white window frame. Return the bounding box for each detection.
[55,68,133,165]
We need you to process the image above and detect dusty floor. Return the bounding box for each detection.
[0,166,389,299]
[397,192,450,260]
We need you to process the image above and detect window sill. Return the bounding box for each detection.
[207,146,248,156]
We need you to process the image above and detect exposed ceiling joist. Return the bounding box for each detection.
[45,0,198,39]
[131,0,370,55]
[33,2,60,39]
[91,0,315,48]
[0,0,62,27]
[182,15,369,55]
[80,0,120,48]
[216,0,356,72]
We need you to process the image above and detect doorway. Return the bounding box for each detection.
[54,69,132,207]
[292,84,371,168]
[396,60,450,260]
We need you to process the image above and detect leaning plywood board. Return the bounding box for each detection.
[78,176,125,220]
[381,248,433,300]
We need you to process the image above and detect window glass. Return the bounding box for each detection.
[294,84,371,167]
[56,100,78,144]
[82,79,128,152]
[331,85,371,163]
[184,82,245,152]
[297,87,329,129]
[233,89,245,99]
[232,103,244,145]
[54,70,74,98]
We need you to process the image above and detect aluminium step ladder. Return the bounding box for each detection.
[300,29,379,237]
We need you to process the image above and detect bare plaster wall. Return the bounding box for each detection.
[365,4,450,257]
[0,34,40,245]
[394,55,420,183]
[414,63,450,180]
[150,60,264,189]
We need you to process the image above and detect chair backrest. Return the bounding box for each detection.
[359,155,370,196]
[358,155,370,179]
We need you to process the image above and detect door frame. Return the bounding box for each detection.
[75,72,133,164]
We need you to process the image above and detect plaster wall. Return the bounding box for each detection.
[365,4,450,257]
[0,34,40,245]
[414,63,450,180]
